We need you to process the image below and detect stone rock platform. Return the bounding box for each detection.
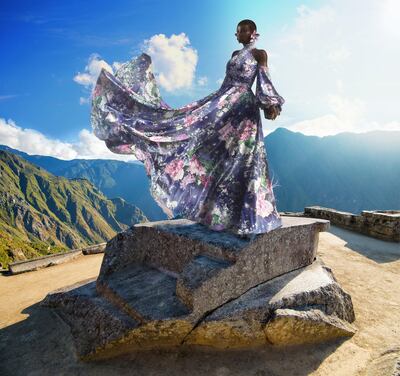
[41,216,356,361]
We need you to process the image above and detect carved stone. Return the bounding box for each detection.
[41,216,356,361]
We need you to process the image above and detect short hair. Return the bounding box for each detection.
[237,19,257,33]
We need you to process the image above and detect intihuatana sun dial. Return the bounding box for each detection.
[41,216,356,361]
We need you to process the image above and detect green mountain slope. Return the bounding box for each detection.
[0,145,165,220]
[1,127,399,218]
[0,150,148,268]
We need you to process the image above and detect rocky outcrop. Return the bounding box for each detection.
[184,260,355,348]
[41,216,356,361]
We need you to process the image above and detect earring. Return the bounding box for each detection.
[249,30,260,43]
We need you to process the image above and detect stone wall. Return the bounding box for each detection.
[7,242,107,274]
[280,206,399,242]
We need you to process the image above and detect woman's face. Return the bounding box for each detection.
[235,24,252,44]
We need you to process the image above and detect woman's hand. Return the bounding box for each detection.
[263,106,281,120]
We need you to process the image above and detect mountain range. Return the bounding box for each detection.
[0,150,148,268]
[1,127,399,219]
[265,128,400,212]
[0,145,165,221]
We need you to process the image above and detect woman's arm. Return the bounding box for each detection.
[253,49,283,120]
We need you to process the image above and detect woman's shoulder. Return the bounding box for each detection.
[231,50,240,58]
[252,48,268,66]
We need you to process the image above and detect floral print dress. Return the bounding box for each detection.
[91,40,285,235]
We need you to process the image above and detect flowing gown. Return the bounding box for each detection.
[91,40,285,235]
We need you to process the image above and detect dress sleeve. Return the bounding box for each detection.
[255,65,285,111]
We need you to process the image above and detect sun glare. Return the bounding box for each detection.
[381,0,400,38]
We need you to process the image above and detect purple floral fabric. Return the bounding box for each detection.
[91,41,285,235]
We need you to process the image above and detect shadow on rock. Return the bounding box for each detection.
[0,300,348,376]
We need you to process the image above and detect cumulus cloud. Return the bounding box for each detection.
[142,32,199,92]
[73,54,124,105]
[73,53,113,89]
[263,0,400,136]
[276,92,400,137]
[0,117,136,162]
[75,32,206,103]
[289,116,400,137]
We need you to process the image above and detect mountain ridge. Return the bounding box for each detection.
[0,150,148,268]
[1,127,399,219]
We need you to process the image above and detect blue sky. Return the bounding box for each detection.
[0,0,399,160]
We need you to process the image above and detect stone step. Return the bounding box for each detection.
[40,278,141,360]
[97,216,330,320]
[96,263,191,323]
[176,255,234,310]
[97,219,247,283]
[98,216,329,282]
[183,257,356,348]
[41,257,356,360]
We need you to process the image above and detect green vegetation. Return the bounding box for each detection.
[0,150,148,269]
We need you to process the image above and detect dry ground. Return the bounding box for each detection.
[0,224,399,376]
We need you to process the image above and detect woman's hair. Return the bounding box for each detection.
[237,19,257,33]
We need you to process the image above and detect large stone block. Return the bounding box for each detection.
[97,216,329,320]
[41,216,356,361]
[184,259,355,348]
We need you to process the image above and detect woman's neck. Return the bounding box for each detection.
[242,40,256,49]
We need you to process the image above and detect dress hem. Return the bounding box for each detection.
[171,212,283,237]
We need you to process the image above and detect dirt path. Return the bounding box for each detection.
[0,225,399,376]
[0,253,103,329]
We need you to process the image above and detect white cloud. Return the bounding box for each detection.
[73,53,113,89]
[75,32,202,103]
[263,0,400,136]
[142,32,198,92]
[327,94,366,126]
[284,92,400,137]
[261,91,400,137]
[73,54,115,105]
[289,116,400,137]
[73,56,124,106]
[73,128,133,160]
[197,76,208,86]
[0,117,136,162]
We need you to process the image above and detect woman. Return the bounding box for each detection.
[91,19,285,236]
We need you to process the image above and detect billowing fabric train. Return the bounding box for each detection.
[91,41,285,235]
